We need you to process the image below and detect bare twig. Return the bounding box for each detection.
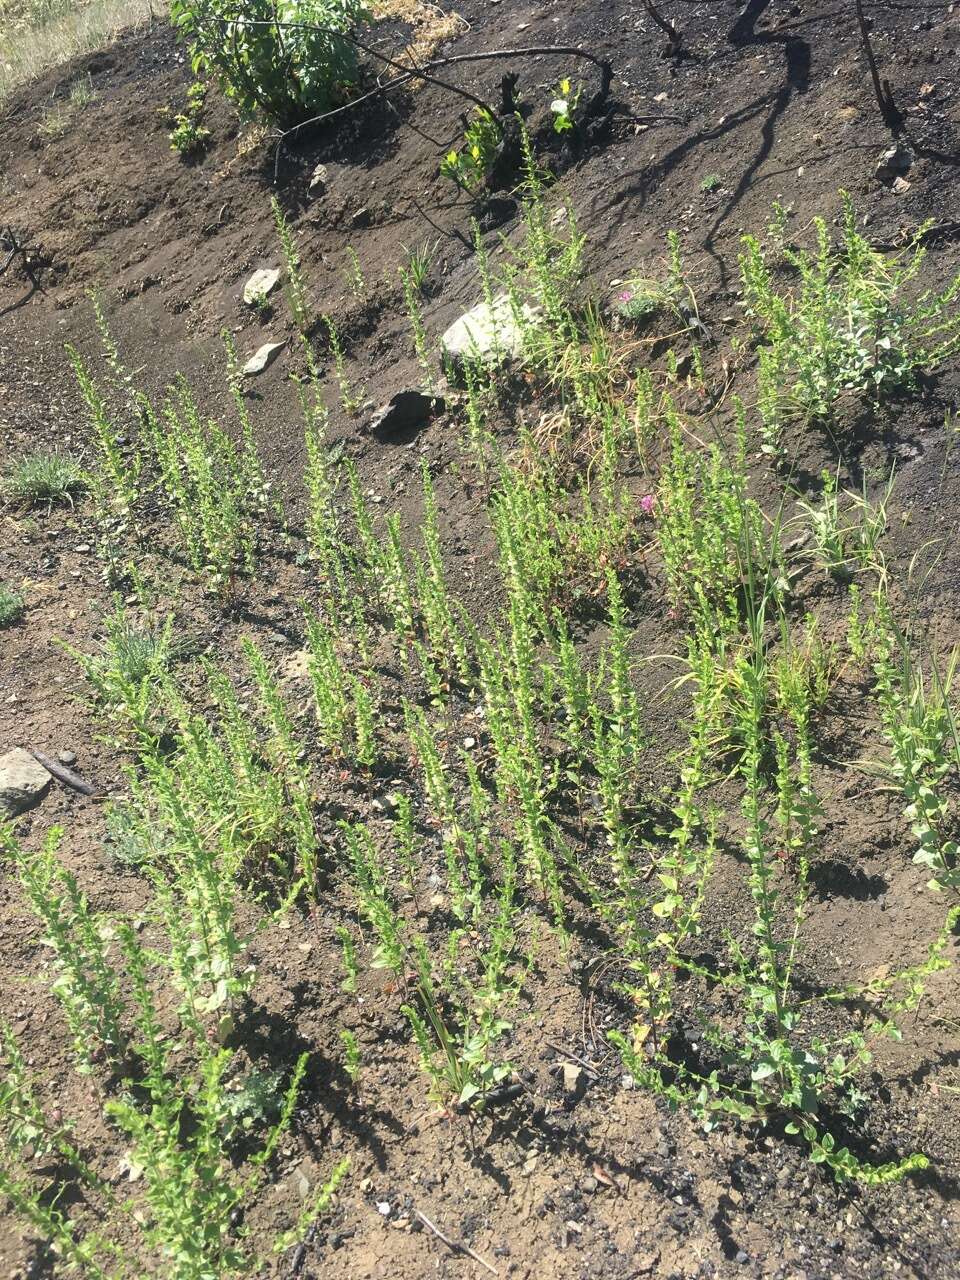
[414,1208,498,1276]
[853,0,902,137]
[249,37,618,178]
[545,1040,600,1077]
[0,226,21,277]
[643,0,684,54]
[28,749,98,797]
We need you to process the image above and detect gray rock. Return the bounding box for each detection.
[242,341,286,376]
[876,141,913,180]
[440,293,540,379]
[242,268,281,307]
[57,750,77,766]
[368,389,443,441]
[309,163,328,194]
[0,748,51,816]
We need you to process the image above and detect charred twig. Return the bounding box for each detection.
[414,1208,498,1276]
[28,749,98,798]
[854,0,903,138]
[545,1040,601,1078]
[643,0,684,56]
[0,225,22,278]
[0,225,40,291]
[265,40,617,177]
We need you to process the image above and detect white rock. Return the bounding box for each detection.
[309,163,328,193]
[562,1062,584,1093]
[0,748,51,816]
[440,293,540,378]
[242,341,286,376]
[242,268,281,307]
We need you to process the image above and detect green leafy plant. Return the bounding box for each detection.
[169,80,210,155]
[272,196,311,332]
[170,0,370,127]
[549,76,581,133]
[439,107,501,193]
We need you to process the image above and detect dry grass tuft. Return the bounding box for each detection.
[0,0,150,108]
[373,0,466,79]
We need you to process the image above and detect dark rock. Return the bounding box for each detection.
[368,390,443,441]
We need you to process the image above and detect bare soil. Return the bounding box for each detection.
[4,2,960,1277]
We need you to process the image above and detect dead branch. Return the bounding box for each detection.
[28,749,98,797]
[853,0,903,138]
[643,0,684,56]
[414,1208,498,1276]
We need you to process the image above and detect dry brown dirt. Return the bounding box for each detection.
[4,2,960,1277]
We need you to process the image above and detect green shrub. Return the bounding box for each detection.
[0,586,24,627]
[169,81,209,155]
[4,450,86,506]
[741,191,960,431]
[170,0,370,127]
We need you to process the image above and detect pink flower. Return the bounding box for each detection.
[618,290,633,302]
[639,493,655,515]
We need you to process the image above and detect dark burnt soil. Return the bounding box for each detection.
[5,2,960,1278]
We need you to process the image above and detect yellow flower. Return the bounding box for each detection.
[471,145,481,160]
[446,151,457,165]
[561,78,571,96]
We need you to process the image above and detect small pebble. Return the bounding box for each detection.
[57,750,77,766]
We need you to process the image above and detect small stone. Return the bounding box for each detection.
[736,1251,749,1264]
[892,176,911,194]
[376,1201,391,1216]
[242,342,286,376]
[580,1175,598,1194]
[0,748,51,817]
[74,544,91,553]
[243,268,281,307]
[561,1063,583,1093]
[463,736,477,749]
[621,1073,635,1090]
[309,163,328,193]
[57,750,77,766]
